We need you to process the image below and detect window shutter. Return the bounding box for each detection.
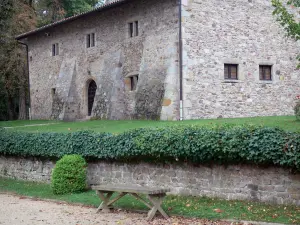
[91,33,95,47]
[52,44,55,56]
[224,65,229,79]
[265,67,271,80]
[87,34,91,48]
[55,43,59,55]
[231,65,237,79]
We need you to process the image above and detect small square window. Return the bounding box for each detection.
[86,33,95,48]
[224,64,238,80]
[52,43,59,56]
[128,21,139,38]
[259,65,272,81]
[130,75,139,91]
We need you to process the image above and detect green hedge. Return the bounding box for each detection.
[0,126,300,170]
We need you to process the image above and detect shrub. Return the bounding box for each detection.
[295,101,300,121]
[51,155,87,195]
[0,126,300,171]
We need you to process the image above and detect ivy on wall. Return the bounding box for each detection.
[0,126,299,171]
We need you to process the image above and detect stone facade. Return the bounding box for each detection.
[20,0,300,120]
[1,156,300,205]
[181,0,300,119]
[25,0,179,120]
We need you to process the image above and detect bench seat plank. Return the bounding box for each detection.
[92,184,170,195]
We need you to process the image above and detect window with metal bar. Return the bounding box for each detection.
[128,21,139,38]
[86,33,95,48]
[224,64,238,80]
[259,65,272,81]
[52,43,59,56]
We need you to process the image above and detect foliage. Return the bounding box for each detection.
[272,0,300,40]
[51,154,87,195]
[272,0,300,66]
[0,0,36,121]
[1,126,300,171]
[36,0,104,26]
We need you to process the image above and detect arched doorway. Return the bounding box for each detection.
[87,80,97,116]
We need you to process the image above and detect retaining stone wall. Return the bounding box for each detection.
[0,156,299,205]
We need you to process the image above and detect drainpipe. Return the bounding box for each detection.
[17,40,31,120]
[178,0,184,121]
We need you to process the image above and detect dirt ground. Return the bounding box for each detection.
[0,193,242,225]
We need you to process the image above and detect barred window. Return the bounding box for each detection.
[128,21,139,38]
[86,33,95,48]
[52,43,59,56]
[224,64,238,80]
[259,65,272,81]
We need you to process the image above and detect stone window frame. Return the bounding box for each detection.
[86,33,96,48]
[256,61,275,84]
[52,43,59,56]
[84,29,97,50]
[125,72,139,92]
[259,65,272,81]
[221,59,244,83]
[224,64,238,80]
[126,17,141,39]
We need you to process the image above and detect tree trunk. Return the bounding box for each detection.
[7,94,14,120]
[18,83,27,120]
[28,0,33,7]
[18,55,28,120]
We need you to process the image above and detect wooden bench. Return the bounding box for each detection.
[91,184,170,220]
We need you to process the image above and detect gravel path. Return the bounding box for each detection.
[0,193,237,225]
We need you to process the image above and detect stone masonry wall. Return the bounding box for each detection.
[26,0,179,120]
[181,0,300,119]
[1,156,299,206]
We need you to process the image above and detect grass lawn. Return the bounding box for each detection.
[0,177,299,224]
[0,116,299,133]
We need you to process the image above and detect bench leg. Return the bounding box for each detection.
[147,194,169,220]
[96,191,113,213]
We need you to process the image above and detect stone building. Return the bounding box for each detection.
[17,0,300,121]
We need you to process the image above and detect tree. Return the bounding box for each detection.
[0,0,36,120]
[0,0,103,120]
[272,0,300,67]
[272,0,300,40]
[36,0,100,26]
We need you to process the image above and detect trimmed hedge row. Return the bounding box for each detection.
[0,126,300,170]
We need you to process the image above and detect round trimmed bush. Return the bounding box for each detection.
[51,155,87,195]
[295,101,300,121]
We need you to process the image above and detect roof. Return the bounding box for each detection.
[16,0,129,40]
